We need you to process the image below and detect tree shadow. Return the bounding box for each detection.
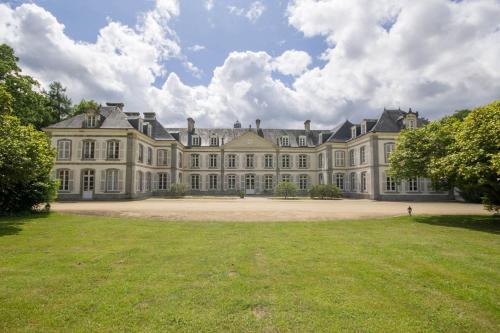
[414,215,500,235]
[0,212,50,237]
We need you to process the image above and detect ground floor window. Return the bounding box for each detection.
[227,174,236,190]
[82,169,95,191]
[58,169,70,191]
[106,169,119,192]
[281,174,291,182]
[264,175,273,190]
[408,178,418,192]
[158,173,169,190]
[136,171,143,192]
[361,172,367,192]
[209,174,218,190]
[335,173,344,190]
[385,176,396,192]
[191,174,200,190]
[319,173,324,185]
[299,175,308,190]
[350,173,357,192]
[145,172,152,192]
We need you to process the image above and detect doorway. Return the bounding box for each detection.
[82,169,95,200]
[245,174,255,195]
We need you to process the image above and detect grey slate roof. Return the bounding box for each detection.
[46,106,133,129]
[327,121,353,142]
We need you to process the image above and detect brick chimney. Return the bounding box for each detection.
[256,119,261,130]
[187,117,195,133]
[304,120,311,132]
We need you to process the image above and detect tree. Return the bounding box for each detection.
[389,101,500,212]
[44,81,72,122]
[0,115,58,214]
[72,99,100,115]
[0,44,53,129]
[310,184,342,199]
[274,181,298,199]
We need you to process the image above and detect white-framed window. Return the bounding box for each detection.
[147,147,153,165]
[178,152,183,168]
[145,172,151,192]
[246,154,254,168]
[58,169,70,191]
[209,174,218,190]
[106,169,119,192]
[227,154,236,168]
[107,140,119,160]
[86,114,96,128]
[361,172,367,192]
[360,146,366,164]
[281,154,290,168]
[299,175,308,190]
[350,172,357,191]
[157,149,168,166]
[335,173,344,190]
[209,154,218,168]
[227,174,236,190]
[280,136,289,147]
[385,176,396,192]
[319,173,324,185]
[82,140,95,160]
[264,175,273,190]
[351,127,356,139]
[192,135,201,146]
[335,151,345,167]
[384,143,395,163]
[408,178,418,192]
[146,124,152,137]
[361,123,366,134]
[210,135,218,146]
[191,154,200,168]
[349,150,355,166]
[191,174,200,190]
[138,144,144,163]
[57,140,71,160]
[264,154,273,168]
[318,153,323,168]
[298,136,306,147]
[136,171,144,192]
[158,173,169,190]
[299,154,307,169]
[281,174,291,182]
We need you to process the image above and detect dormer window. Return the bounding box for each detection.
[351,127,357,139]
[192,135,200,146]
[210,135,219,146]
[408,119,416,130]
[138,119,143,133]
[298,136,306,147]
[147,123,152,137]
[280,136,289,147]
[361,122,366,135]
[86,114,97,128]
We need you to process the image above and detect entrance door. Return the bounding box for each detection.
[82,169,95,200]
[245,174,255,195]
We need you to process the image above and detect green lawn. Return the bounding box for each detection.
[0,213,499,332]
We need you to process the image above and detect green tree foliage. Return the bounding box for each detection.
[170,183,189,197]
[274,181,298,199]
[309,184,342,199]
[72,99,100,115]
[0,44,54,129]
[0,115,58,214]
[44,81,72,122]
[390,101,500,211]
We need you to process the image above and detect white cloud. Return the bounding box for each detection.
[188,44,206,52]
[205,0,214,11]
[227,1,266,23]
[272,50,311,76]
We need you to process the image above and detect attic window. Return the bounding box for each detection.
[210,135,219,146]
[351,127,356,139]
[192,135,200,146]
[138,119,143,133]
[280,136,289,147]
[361,123,366,134]
[298,136,306,147]
[86,114,97,128]
[147,123,152,137]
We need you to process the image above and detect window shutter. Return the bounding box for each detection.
[153,173,159,191]
[240,174,245,190]
[217,175,221,190]
[118,141,124,160]
[77,141,82,160]
[94,142,100,160]
[205,175,209,191]
[224,154,228,168]
[68,170,74,192]
[206,155,210,168]
[255,175,260,192]
[100,170,106,192]
[418,177,424,192]
[118,170,124,192]
[306,155,310,169]
[224,175,228,191]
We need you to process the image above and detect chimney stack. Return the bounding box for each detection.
[256,119,261,130]
[187,117,195,133]
[304,120,311,132]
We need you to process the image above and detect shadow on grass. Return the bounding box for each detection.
[414,215,500,235]
[0,212,50,237]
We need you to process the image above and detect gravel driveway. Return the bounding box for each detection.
[51,197,490,222]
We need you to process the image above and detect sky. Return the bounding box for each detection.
[0,0,499,129]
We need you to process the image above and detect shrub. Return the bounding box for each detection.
[0,115,57,214]
[309,184,342,199]
[170,183,188,197]
[274,181,298,199]
[238,190,245,198]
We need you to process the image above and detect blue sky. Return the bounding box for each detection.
[1,0,499,128]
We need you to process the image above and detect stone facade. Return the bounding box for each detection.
[44,103,452,201]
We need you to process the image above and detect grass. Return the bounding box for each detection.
[0,213,499,332]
